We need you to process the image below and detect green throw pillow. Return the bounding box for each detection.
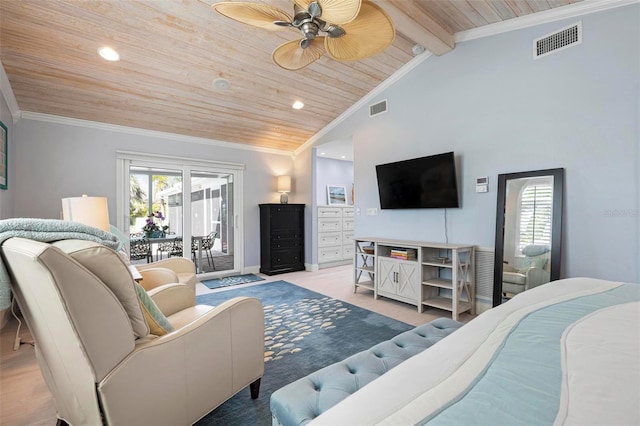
[134,282,175,336]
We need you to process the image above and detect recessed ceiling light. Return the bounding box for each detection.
[341,155,346,159]
[320,152,325,156]
[98,46,120,61]
[213,78,230,90]
[292,100,304,110]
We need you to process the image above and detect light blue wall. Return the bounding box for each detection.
[301,5,640,282]
[315,155,354,206]
[0,94,14,219]
[13,119,293,268]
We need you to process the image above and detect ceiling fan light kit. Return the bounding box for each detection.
[212,0,394,70]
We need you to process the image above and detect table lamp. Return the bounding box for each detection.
[61,194,110,232]
[277,175,291,204]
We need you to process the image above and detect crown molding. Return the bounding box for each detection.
[294,51,433,157]
[454,0,639,42]
[299,0,638,155]
[20,111,293,157]
[0,61,21,123]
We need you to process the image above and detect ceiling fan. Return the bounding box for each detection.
[212,0,394,70]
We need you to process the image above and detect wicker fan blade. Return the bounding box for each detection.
[213,2,292,30]
[292,0,361,25]
[272,37,325,70]
[324,0,393,61]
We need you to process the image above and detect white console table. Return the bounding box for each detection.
[354,237,475,320]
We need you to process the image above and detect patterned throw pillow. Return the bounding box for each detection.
[134,282,175,336]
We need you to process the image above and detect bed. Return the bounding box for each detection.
[311,277,640,425]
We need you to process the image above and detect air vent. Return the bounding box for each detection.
[474,247,495,301]
[534,21,582,59]
[369,100,387,117]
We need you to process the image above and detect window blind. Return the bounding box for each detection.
[518,183,553,253]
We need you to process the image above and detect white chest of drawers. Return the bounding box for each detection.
[317,206,354,267]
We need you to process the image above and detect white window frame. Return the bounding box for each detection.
[116,150,245,278]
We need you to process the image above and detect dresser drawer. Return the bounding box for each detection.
[343,218,354,231]
[318,218,341,232]
[318,232,342,247]
[342,244,355,258]
[271,230,303,240]
[342,232,354,245]
[319,246,342,263]
[271,238,303,250]
[318,207,342,218]
[343,207,355,217]
[271,248,303,268]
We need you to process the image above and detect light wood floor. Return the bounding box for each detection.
[0,264,473,425]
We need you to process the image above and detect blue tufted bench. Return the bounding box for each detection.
[270,318,463,426]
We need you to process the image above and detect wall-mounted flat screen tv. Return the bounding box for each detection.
[376,151,460,209]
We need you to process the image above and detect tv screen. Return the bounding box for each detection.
[376,152,460,209]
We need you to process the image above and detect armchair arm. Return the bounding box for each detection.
[137,267,178,291]
[503,264,519,273]
[525,267,550,290]
[97,297,264,426]
[136,258,195,275]
[148,283,195,316]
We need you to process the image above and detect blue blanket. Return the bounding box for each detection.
[0,218,120,310]
[421,283,640,425]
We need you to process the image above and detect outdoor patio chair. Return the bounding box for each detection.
[129,238,152,263]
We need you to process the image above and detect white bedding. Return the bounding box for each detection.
[311,278,640,425]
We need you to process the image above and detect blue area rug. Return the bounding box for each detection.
[201,273,264,289]
[194,280,413,426]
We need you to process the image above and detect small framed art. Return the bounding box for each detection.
[327,185,347,205]
[0,121,6,190]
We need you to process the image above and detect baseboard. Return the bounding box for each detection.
[243,265,260,274]
[306,263,319,272]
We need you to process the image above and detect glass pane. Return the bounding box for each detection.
[129,166,183,264]
[190,171,234,273]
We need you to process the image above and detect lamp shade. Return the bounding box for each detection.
[277,175,291,193]
[61,195,110,232]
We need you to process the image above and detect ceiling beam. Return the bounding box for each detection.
[374,0,455,56]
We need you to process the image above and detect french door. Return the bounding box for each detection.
[117,151,244,278]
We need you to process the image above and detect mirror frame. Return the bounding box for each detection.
[492,168,564,307]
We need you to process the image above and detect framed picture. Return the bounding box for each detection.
[0,121,6,190]
[327,185,347,205]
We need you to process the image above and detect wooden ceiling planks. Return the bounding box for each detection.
[0,0,583,151]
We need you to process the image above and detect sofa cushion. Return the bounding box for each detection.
[52,240,149,338]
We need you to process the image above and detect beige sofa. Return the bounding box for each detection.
[1,237,264,426]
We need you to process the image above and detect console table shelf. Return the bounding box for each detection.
[353,237,475,320]
[354,240,377,292]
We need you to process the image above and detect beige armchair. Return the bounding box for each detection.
[135,257,198,293]
[502,245,551,295]
[1,237,264,426]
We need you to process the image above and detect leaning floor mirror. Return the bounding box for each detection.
[493,168,564,307]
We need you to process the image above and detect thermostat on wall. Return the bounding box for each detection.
[476,176,488,193]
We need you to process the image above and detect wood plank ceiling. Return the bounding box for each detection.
[0,0,582,152]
